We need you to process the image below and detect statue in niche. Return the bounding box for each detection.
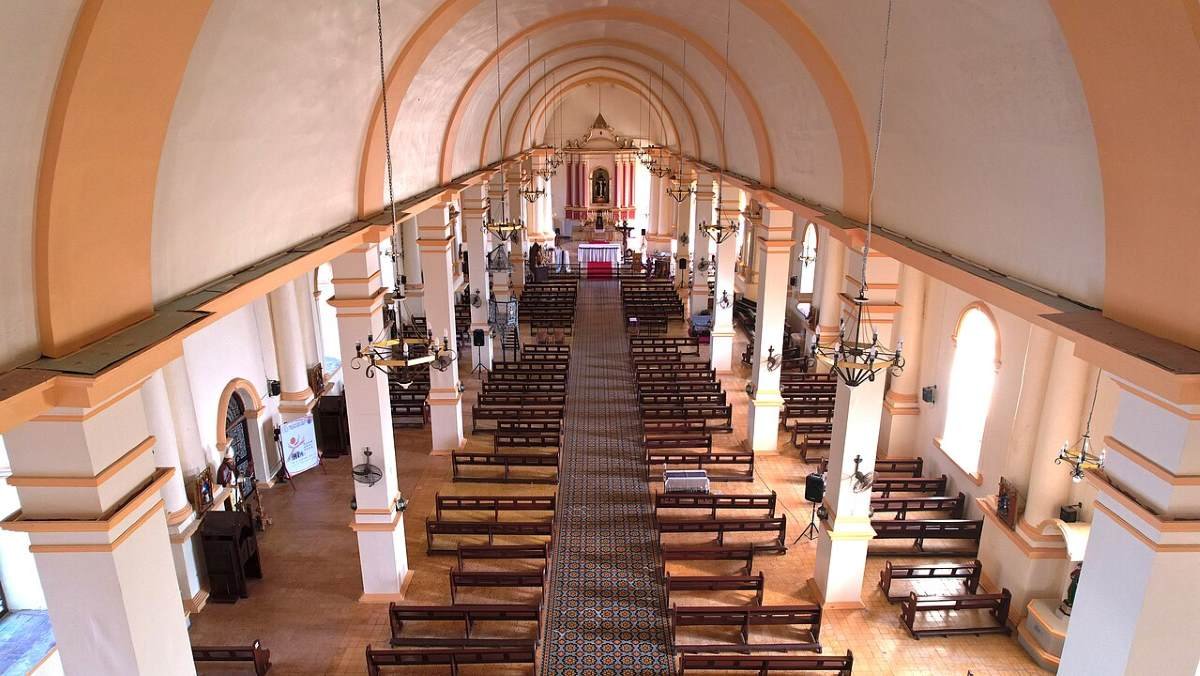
[591,167,610,204]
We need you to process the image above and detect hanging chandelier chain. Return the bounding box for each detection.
[862,0,895,285]
[717,0,732,200]
[375,0,400,257]
[493,0,507,218]
[1084,368,1102,433]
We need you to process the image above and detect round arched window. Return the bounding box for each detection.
[940,305,999,475]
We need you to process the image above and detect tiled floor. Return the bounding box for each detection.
[188,272,1048,675]
[0,610,54,675]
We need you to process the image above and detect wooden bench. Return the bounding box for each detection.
[449,568,545,603]
[488,371,565,384]
[670,604,822,654]
[494,430,562,453]
[661,545,756,576]
[655,492,776,518]
[425,520,553,555]
[870,493,966,520]
[192,641,271,675]
[679,652,853,675]
[451,452,560,484]
[666,572,766,605]
[456,543,548,570]
[644,419,709,434]
[476,393,565,406]
[641,405,734,432]
[869,519,983,556]
[482,382,566,395]
[433,494,555,521]
[900,589,1012,639]
[659,517,786,553]
[470,407,562,433]
[647,451,755,481]
[872,475,948,497]
[879,559,982,602]
[366,645,536,675]
[639,392,726,406]
[644,432,713,454]
[387,603,541,641]
[790,422,833,461]
[875,457,924,477]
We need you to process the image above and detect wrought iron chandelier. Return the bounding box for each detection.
[810,0,904,388]
[699,204,739,244]
[1055,372,1105,482]
[667,175,693,204]
[483,0,524,240]
[797,239,816,266]
[427,331,457,372]
[520,171,545,202]
[699,7,739,247]
[351,334,434,386]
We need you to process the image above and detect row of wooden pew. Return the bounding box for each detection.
[622,278,685,335]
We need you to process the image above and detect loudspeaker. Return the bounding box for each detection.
[679,258,689,270]
[472,329,486,347]
[641,229,647,237]
[804,472,826,503]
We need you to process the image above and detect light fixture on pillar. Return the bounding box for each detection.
[764,346,782,372]
[428,331,457,372]
[718,290,732,309]
[351,334,434,385]
[1055,371,1105,483]
[809,0,904,389]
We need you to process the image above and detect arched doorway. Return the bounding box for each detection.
[223,392,260,520]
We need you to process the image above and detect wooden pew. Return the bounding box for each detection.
[875,457,924,477]
[646,451,755,481]
[900,589,1012,639]
[449,568,545,603]
[872,475,948,497]
[869,519,984,556]
[641,404,734,432]
[670,604,822,654]
[879,559,982,602]
[456,543,548,570]
[679,652,853,675]
[655,492,776,518]
[870,493,966,520]
[665,572,766,605]
[482,382,566,395]
[658,517,786,553]
[451,452,560,484]
[366,645,536,675]
[644,419,709,434]
[387,603,541,641]
[644,431,713,454]
[433,494,555,521]
[494,429,562,453]
[192,641,271,675]
[790,422,833,461]
[425,520,553,555]
[470,406,563,433]
[661,545,756,576]
[639,392,726,406]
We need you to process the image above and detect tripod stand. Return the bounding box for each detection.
[470,344,490,379]
[794,500,820,542]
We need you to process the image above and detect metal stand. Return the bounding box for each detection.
[794,501,820,543]
[470,344,490,379]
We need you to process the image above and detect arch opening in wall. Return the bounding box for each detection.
[940,304,1000,476]
[799,223,818,295]
[224,392,257,511]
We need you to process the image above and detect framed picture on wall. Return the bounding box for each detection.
[190,468,215,514]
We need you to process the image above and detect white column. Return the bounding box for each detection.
[747,206,794,452]
[690,174,714,316]
[462,183,494,371]
[1023,338,1093,525]
[812,375,886,609]
[400,216,424,319]
[710,184,740,373]
[330,240,410,601]
[879,265,926,455]
[487,177,513,302]
[142,368,206,616]
[293,274,322,368]
[1060,375,1200,675]
[814,231,846,351]
[1,384,195,675]
[418,202,466,453]
[268,280,316,422]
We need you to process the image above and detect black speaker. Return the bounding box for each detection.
[472,329,486,347]
[679,257,689,270]
[641,229,647,237]
[804,473,826,503]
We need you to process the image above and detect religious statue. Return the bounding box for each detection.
[591,167,610,204]
[1060,562,1082,616]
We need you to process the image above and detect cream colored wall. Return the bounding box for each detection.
[0,1,80,370]
[0,436,47,610]
[548,85,662,145]
[149,0,425,303]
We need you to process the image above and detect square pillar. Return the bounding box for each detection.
[418,201,465,453]
[399,216,424,319]
[710,184,740,374]
[747,206,794,452]
[329,240,410,601]
[462,183,494,371]
[1,384,195,675]
[690,174,714,317]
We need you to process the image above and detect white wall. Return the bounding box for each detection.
[181,301,279,475]
[0,436,47,610]
[0,1,81,370]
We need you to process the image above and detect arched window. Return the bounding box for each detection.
[940,305,999,475]
[799,223,818,294]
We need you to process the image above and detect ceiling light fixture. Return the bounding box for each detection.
[699,1,740,246]
[811,0,904,388]
[1056,371,1105,482]
[484,0,524,239]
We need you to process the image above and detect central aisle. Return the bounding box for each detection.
[540,279,676,674]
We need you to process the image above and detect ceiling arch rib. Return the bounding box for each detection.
[443,40,726,181]
[512,75,686,158]
[516,62,698,154]
[361,3,776,216]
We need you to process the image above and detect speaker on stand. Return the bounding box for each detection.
[470,329,489,379]
[795,472,826,542]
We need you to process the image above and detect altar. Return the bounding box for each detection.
[578,242,622,278]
